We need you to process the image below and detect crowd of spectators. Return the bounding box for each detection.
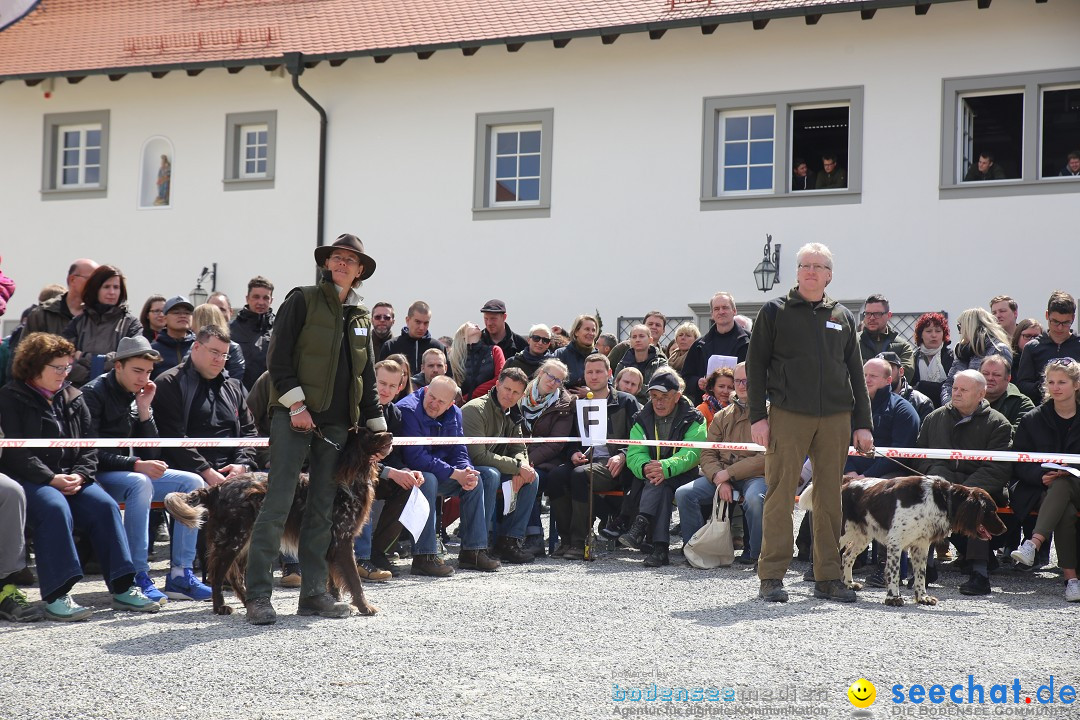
[1,254,1079,624]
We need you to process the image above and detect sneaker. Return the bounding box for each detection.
[814,579,857,603]
[618,515,650,551]
[279,563,302,588]
[803,564,815,582]
[356,559,392,582]
[0,584,44,622]
[1065,578,1080,603]
[458,549,500,572]
[411,554,455,578]
[864,566,888,588]
[959,573,991,596]
[1010,540,1037,568]
[245,597,277,625]
[134,571,168,605]
[600,517,627,541]
[112,585,162,613]
[643,544,670,568]
[562,544,587,561]
[44,594,92,622]
[551,542,570,558]
[736,552,756,566]
[297,592,352,618]
[163,569,213,601]
[522,534,546,558]
[370,550,400,578]
[759,579,788,603]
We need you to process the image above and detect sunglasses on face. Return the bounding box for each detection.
[529,335,552,344]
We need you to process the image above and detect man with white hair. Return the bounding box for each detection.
[748,242,873,603]
[915,369,1012,596]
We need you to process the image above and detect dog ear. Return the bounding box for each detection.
[951,493,983,536]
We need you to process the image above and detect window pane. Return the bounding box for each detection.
[63,131,81,148]
[724,116,748,141]
[85,148,100,166]
[723,167,746,192]
[960,93,1022,180]
[748,166,772,190]
[496,132,517,155]
[86,129,101,147]
[791,106,850,186]
[518,178,540,201]
[63,149,79,166]
[256,146,267,159]
[257,131,267,145]
[724,142,748,166]
[1041,88,1080,178]
[62,168,79,185]
[749,140,773,165]
[519,131,541,154]
[495,156,517,179]
[519,154,541,177]
[495,180,517,202]
[750,115,774,140]
[84,167,99,184]
[245,160,257,174]
[246,147,256,160]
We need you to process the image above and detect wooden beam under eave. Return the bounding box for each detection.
[108,74,126,82]
[649,29,666,40]
[552,38,571,48]
[24,78,43,86]
[601,34,619,45]
[701,23,718,35]
[186,68,203,77]
[265,64,281,72]
[417,51,435,60]
[304,61,320,69]
[506,42,524,52]
[374,55,390,63]
[914,3,931,14]
[66,76,86,84]
[861,8,877,19]
[329,58,347,67]
[227,66,244,74]
[151,70,169,79]
[752,18,769,30]
[977,0,991,7]
[805,13,821,25]
[461,46,480,56]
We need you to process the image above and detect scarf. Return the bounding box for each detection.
[703,394,724,414]
[918,345,947,383]
[519,380,560,432]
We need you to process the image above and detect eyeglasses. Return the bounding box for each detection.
[543,371,565,386]
[373,314,393,321]
[46,363,74,375]
[1047,318,1073,329]
[1047,357,1076,368]
[205,348,230,361]
[733,378,749,386]
[1020,331,1042,339]
[862,311,887,320]
[149,309,166,316]
[328,254,360,267]
[797,263,830,272]
[529,335,552,344]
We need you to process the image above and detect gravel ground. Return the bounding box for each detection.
[2,508,1077,720]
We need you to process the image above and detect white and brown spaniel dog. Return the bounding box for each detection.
[799,476,1006,606]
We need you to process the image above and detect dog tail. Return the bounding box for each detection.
[164,489,210,529]
[797,482,814,513]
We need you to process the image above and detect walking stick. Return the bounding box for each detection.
[584,391,595,561]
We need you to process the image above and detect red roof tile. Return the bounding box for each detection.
[0,0,955,80]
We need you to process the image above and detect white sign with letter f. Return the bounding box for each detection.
[576,399,607,447]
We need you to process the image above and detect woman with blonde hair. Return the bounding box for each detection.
[450,322,504,402]
[941,307,1011,404]
[664,322,701,376]
[192,303,245,382]
[553,314,598,398]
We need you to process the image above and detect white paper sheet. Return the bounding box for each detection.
[705,354,739,379]
[399,485,431,541]
[502,479,517,514]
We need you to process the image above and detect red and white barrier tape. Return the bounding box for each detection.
[0,436,1077,465]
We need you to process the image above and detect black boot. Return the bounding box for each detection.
[618,514,650,551]
[495,536,535,564]
[643,542,669,567]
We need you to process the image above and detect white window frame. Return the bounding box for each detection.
[488,123,543,208]
[717,109,776,196]
[701,87,863,210]
[940,68,1080,199]
[473,109,553,220]
[224,111,276,189]
[238,123,270,179]
[41,110,109,197]
[56,123,103,189]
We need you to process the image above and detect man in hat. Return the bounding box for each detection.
[84,336,211,604]
[244,234,387,625]
[480,299,528,358]
[151,295,196,379]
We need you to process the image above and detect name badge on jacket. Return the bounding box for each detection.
[825,321,842,331]
[354,327,368,336]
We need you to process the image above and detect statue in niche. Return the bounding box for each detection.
[154,154,171,205]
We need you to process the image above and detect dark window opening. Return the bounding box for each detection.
[961,93,1023,180]
[1042,88,1080,178]
[791,106,849,190]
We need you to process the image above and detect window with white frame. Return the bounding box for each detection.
[224,111,276,187]
[940,68,1080,196]
[701,88,862,210]
[474,109,553,218]
[41,110,109,196]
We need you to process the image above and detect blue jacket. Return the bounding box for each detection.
[396,387,473,482]
[845,385,920,477]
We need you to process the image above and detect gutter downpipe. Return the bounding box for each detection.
[284,52,328,257]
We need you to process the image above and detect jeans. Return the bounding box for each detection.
[475,466,539,541]
[353,500,383,560]
[97,468,205,572]
[675,475,766,558]
[416,471,491,552]
[23,481,135,600]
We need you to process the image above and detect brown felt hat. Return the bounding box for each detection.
[313,234,377,280]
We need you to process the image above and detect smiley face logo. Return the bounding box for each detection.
[847,678,876,708]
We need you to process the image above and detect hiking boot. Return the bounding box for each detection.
[458,549,500,572]
[297,592,352,618]
[495,536,535,564]
[44,594,92,622]
[371,550,400,577]
[0,584,44,623]
[618,515,650,551]
[736,552,756,566]
[551,542,570,558]
[759,579,788,603]
[643,544,669,568]
[356,559,392,582]
[600,516,627,540]
[134,571,168,605]
[1066,578,1080,603]
[1010,540,1037,568]
[814,580,857,603]
[245,597,277,625]
[411,554,454,578]
[562,544,587,561]
[112,585,162,613]
[864,566,888,588]
[279,563,301,588]
[959,573,991,596]
[163,569,212,601]
[522,534,546,558]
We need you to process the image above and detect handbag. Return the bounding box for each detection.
[683,484,735,569]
